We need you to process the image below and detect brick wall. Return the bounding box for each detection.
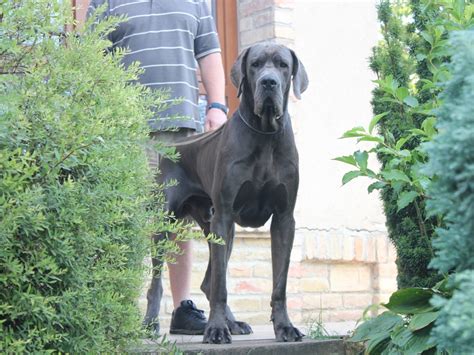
[238,0,295,49]
[139,229,397,328]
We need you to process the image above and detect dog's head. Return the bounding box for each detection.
[231,43,308,128]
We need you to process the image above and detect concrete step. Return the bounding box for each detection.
[136,325,349,354]
[167,338,345,355]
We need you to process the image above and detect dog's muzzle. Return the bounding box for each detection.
[254,74,284,120]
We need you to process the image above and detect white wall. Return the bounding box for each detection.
[291,0,386,232]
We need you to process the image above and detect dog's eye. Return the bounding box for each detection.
[251,61,260,68]
[280,62,289,68]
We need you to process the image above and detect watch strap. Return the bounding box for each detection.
[207,102,229,115]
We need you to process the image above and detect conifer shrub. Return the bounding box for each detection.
[424,29,474,353]
[337,0,473,288]
[346,10,474,354]
[0,1,171,351]
[345,3,473,353]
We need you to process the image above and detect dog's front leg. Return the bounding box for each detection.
[201,225,253,335]
[203,212,233,344]
[270,212,304,342]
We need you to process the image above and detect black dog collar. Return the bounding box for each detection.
[237,110,287,135]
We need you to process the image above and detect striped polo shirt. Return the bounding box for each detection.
[87,0,221,131]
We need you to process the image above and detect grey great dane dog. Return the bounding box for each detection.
[143,42,308,344]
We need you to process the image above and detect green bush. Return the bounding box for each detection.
[424,29,474,353]
[337,0,473,288]
[0,1,168,352]
[340,1,473,353]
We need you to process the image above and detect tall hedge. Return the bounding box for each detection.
[424,30,474,352]
[368,0,472,288]
[369,0,440,288]
[0,1,164,352]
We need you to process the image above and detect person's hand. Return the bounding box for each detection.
[205,108,227,131]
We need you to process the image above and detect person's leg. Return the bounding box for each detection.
[168,237,206,335]
[168,239,193,308]
[151,128,207,334]
[159,128,195,309]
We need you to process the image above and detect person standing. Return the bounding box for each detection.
[87,0,228,335]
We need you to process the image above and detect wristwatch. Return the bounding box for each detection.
[207,102,229,115]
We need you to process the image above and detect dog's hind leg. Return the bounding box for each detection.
[143,232,166,335]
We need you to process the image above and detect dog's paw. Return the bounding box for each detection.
[203,323,232,344]
[274,324,304,342]
[142,319,160,337]
[227,319,253,335]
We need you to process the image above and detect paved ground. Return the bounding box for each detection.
[165,321,356,344]
[137,322,356,354]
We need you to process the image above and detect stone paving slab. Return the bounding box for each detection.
[139,338,345,355]
[136,325,352,354]
[171,338,345,355]
[165,322,355,344]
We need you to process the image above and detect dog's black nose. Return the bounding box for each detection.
[261,77,278,90]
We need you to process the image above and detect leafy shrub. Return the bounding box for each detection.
[424,29,474,353]
[339,1,474,354]
[0,1,172,352]
[350,283,451,354]
[336,0,473,288]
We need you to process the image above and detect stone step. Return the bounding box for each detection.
[170,338,344,355]
[138,338,345,355]
[135,326,349,354]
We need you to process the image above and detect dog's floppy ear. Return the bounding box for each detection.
[290,49,309,100]
[231,47,251,98]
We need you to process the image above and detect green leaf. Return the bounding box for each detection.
[368,181,386,193]
[403,326,436,354]
[409,128,427,136]
[383,288,435,315]
[357,135,385,144]
[453,0,466,20]
[340,126,366,139]
[433,277,450,293]
[420,79,436,91]
[369,112,389,134]
[380,97,402,105]
[342,170,363,185]
[403,96,419,107]
[416,53,427,61]
[421,31,434,46]
[378,147,398,156]
[391,325,412,348]
[397,191,419,211]
[386,131,395,145]
[366,333,391,355]
[395,137,409,150]
[366,169,378,178]
[398,150,411,159]
[408,312,439,331]
[333,155,357,167]
[395,87,409,101]
[354,150,369,171]
[350,311,404,342]
[421,117,437,138]
[413,175,430,193]
[382,170,411,184]
[392,181,405,194]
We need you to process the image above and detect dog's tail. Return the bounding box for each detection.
[169,124,225,147]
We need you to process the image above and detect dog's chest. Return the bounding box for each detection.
[242,143,290,183]
[231,143,296,228]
